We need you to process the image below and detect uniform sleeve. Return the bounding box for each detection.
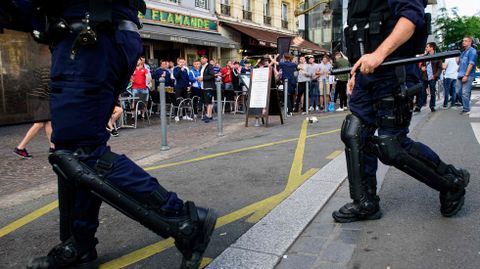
[388,0,425,28]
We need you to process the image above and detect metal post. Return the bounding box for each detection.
[305,81,309,115]
[216,76,224,136]
[284,79,288,118]
[323,78,327,112]
[159,77,170,151]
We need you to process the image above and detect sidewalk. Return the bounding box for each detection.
[0,114,269,208]
[209,93,480,269]
[278,96,480,269]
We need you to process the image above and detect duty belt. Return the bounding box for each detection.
[69,20,140,33]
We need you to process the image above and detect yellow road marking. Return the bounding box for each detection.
[200,257,213,269]
[0,126,340,266]
[101,120,325,267]
[326,150,343,160]
[0,200,58,238]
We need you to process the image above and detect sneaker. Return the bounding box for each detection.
[183,115,193,121]
[413,107,421,113]
[336,107,344,112]
[14,148,32,159]
[309,106,314,112]
[451,106,458,110]
[174,116,180,122]
[111,128,119,137]
[431,107,436,112]
[460,111,470,115]
[315,106,320,111]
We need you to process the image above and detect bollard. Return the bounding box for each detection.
[284,79,288,118]
[159,77,170,151]
[305,80,310,115]
[323,78,328,112]
[216,76,224,136]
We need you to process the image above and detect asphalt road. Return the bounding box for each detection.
[0,112,348,269]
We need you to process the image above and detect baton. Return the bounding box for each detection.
[331,50,461,75]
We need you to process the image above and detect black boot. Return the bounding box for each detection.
[332,195,381,223]
[175,207,217,269]
[440,168,470,217]
[26,237,98,269]
[333,176,382,223]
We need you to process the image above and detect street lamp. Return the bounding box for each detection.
[294,0,331,17]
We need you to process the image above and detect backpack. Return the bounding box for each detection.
[327,102,335,112]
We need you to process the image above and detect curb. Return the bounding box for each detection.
[207,104,431,269]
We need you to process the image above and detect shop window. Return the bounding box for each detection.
[195,0,209,9]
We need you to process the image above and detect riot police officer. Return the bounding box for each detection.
[332,0,470,223]
[0,1,217,268]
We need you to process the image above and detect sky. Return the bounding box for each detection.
[444,0,479,16]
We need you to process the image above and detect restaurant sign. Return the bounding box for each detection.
[140,8,218,32]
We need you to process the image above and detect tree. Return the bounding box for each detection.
[435,8,480,65]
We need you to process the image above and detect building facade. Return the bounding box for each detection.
[216,0,325,65]
[140,0,238,66]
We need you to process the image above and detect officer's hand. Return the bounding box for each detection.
[351,52,385,75]
[347,73,356,95]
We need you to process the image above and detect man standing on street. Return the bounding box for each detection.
[443,56,459,109]
[456,36,478,115]
[198,55,216,123]
[334,52,350,111]
[417,42,442,112]
[332,0,470,223]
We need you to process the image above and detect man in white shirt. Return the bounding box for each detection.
[443,57,459,109]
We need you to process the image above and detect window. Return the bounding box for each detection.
[220,0,230,15]
[281,3,288,21]
[162,0,180,3]
[264,0,270,16]
[195,0,208,9]
[243,0,252,20]
[243,0,251,11]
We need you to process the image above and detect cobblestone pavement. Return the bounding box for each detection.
[0,114,267,201]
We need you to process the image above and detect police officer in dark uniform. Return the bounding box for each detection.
[332,0,470,223]
[0,1,217,268]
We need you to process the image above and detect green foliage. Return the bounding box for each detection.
[435,8,480,66]
[434,8,480,48]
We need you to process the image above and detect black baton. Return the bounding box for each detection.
[331,50,461,75]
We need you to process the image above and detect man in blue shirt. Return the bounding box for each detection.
[456,36,478,115]
[332,0,469,223]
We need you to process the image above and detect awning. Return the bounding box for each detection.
[222,22,326,54]
[140,23,239,49]
[291,37,327,54]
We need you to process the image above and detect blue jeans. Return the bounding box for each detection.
[422,79,437,109]
[456,76,474,112]
[443,78,456,107]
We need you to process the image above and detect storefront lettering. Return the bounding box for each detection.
[140,8,218,32]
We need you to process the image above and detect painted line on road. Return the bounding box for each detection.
[144,129,340,172]
[0,126,339,264]
[0,200,58,238]
[326,150,343,160]
[100,120,323,268]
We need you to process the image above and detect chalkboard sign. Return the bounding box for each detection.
[245,67,283,127]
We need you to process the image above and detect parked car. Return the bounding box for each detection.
[473,72,480,88]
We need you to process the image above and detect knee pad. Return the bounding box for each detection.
[372,135,460,192]
[341,114,378,201]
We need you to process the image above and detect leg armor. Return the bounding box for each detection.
[373,94,469,217]
[332,114,381,223]
[30,150,217,269]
